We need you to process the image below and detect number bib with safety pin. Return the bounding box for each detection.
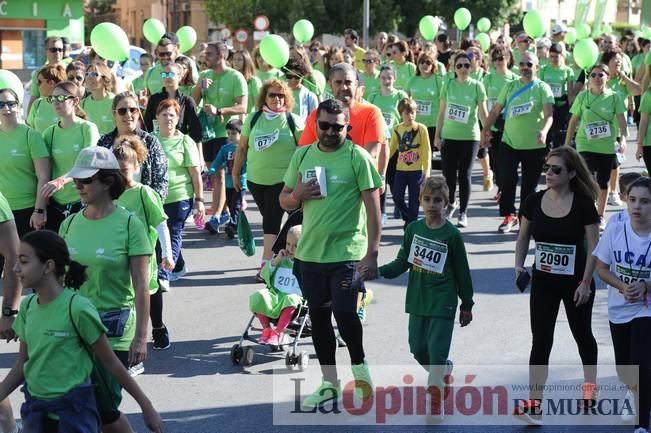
[614,265,651,286]
[510,101,534,118]
[407,234,448,274]
[253,129,280,151]
[585,121,611,140]
[273,266,302,296]
[446,103,470,124]
[382,112,394,129]
[535,242,576,275]
[415,99,432,115]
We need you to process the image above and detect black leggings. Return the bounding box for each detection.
[528,278,598,400]
[247,181,285,235]
[498,144,545,217]
[150,241,164,329]
[441,139,479,213]
[488,128,504,190]
[547,103,570,149]
[642,146,651,176]
[610,317,651,430]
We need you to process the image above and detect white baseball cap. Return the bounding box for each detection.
[552,23,567,35]
[67,146,120,179]
[537,38,552,49]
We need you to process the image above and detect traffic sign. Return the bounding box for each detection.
[254,15,270,31]
[221,27,232,39]
[235,29,249,43]
[253,31,269,41]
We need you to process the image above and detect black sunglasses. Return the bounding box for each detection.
[317,121,346,132]
[158,51,173,58]
[519,61,534,68]
[419,60,433,65]
[285,75,300,80]
[73,176,96,185]
[114,107,139,116]
[68,75,84,81]
[0,101,17,109]
[591,72,606,78]
[543,163,564,175]
[492,56,505,62]
[267,92,285,99]
[48,47,64,53]
[456,63,471,69]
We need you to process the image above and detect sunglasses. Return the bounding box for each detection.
[86,71,100,78]
[114,107,138,116]
[68,75,84,82]
[48,47,64,53]
[73,176,96,185]
[363,59,377,64]
[543,163,564,175]
[285,75,300,80]
[47,95,74,104]
[591,72,606,78]
[317,121,346,132]
[0,101,17,109]
[519,61,534,68]
[456,63,471,69]
[161,71,176,79]
[267,92,285,99]
[419,60,433,65]
[158,51,173,58]
[492,56,505,62]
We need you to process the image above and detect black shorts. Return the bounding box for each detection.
[247,181,285,235]
[580,151,615,189]
[203,136,229,164]
[293,259,362,313]
[94,350,129,425]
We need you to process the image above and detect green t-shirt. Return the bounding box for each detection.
[256,68,283,83]
[13,290,105,400]
[144,63,165,95]
[394,62,417,91]
[638,90,651,146]
[470,69,486,81]
[498,79,555,150]
[369,89,409,139]
[29,59,72,99]
[130,74,147,95]
[0,124,49,210]
[59,207,153,351]
[305,69,326,97]
[608,78,632,100]
[570,88,626,154]
[482,70,520,116]
[155,132,200,204]
[242,112,303,185]
[283,140,382,263]
[440,78,487,141]
[27,97,60,134]
[632,53,645,77]
[198,67,248,138]
[247,76,263,114]
[117,183,167,292]
[361,71,381,100]
[0,191,12,222]
[539,64,575,105]
[407,74,442,127]
[379,219,474,318]
[44,119,100,205]
[80,93,116,135]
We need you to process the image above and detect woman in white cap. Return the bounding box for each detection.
[59,146,154,433]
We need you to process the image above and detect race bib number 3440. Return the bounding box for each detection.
[535,242,576,275]
[408,234,448,274]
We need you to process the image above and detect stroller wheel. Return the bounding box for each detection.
[230,344,243,365]
[285,351,296,370]
[298,351,309,371]
[242,346,255,366]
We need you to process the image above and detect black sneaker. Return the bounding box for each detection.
[152,326,170,350]
[225,224,236,239]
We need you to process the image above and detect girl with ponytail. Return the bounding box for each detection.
[0,230,164,433]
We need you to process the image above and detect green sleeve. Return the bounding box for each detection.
[353,146,382,191]
[450,231,474,311]
[379,225,412,278]
[30,71,40,98]
[234,71,248,98]
[496,82,509,106]
[540,82,555,104]
[569,91,584,116]
[477,81,487,102]
[142,185,167,227]
[290,113,305,138]
[440,80,449,100]
[127,215,153,256]
[640,91,651,114]
[84,122,101,147]
[183,135,200,167]
[261,261,274,286]
[28,127,50,159]
[614,93,627,114]
[12,295,36,340]
[241,112,253,136]
[42,124,55,153]
[283,146,308,189]
[27,99,39,128]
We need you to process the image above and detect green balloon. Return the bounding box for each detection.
[565,27,577,45]
[643,26,651,40]
[602,23,613,35]
[0,69,24,103]
[177,26,197,53]
[476,33,491,53]
[477,17,491,33]
[645,51,651,66]
[523,9,546,39]
[260,34,290,69]
[573,38,599,69]
[293,19,314,44]
[143,18,165,44]
[91,23,130,62]
[454,8,471,31]
[576,22,591,40]
[419,15,439,41]
[311,69,326,93]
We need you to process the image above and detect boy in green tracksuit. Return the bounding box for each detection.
[375,175,474,419]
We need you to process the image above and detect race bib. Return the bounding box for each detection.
[535,242,576,276]
[407,234,448,274]
[550,84,562,98]
[273,267,302,296]
[446,103,469,124]
[382,112,394,128]
[585,121,611,140]
[253,129,280,151]
[510,101,534,117]
[614,264,651,286]
[415,99,432,115]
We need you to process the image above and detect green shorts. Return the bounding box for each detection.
[92,350,128,425]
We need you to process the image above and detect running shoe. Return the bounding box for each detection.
[217,211,231,225]
[498,215,518,233]
[152,326,170,350]
[158,278,170,293]
[128,362,145,377]
[445,201,458,219]
[608,192,623,206]
[581,382,598,402]
[335,332,347,347]
[351,361,374,400]
[513,399,543,425]
[621,389,636,423]
[381,213,388,226]
[634,428,649,433]
[303,380,341,409]
[493,190,502,201]
[457,212,468,228]
[483,172,494,191]
[169,266,187,282]
[357,289,374,323]
[267,330,286,346]
[205,215,221,234]
[224,224,236,239]
[259,328,272,344]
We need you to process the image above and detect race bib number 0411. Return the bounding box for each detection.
[408,234,448,274]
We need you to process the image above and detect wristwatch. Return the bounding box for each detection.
[33,208,45,214]
[2,307,18,317]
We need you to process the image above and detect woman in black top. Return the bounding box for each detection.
[514,146,600,425]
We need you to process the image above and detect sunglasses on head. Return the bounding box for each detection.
[456,63,471,69]
[73,176,96,185]
[161,71,176,79]
[0,101,17,109]
[492,56,505,62]
[48,47,64,53]
[519,61,534,68]
[543,163,564,175]
[317,121,346,132]
[47,95,74,104]
[267,92,285,99]
[114,107,138,116]
[419,59,433,65]
[86,71,100,78]
[591,72,606,78]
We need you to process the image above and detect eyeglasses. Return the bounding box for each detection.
[114,107,138,116]
[456,63,471,69]
[519,61,535,68]
[590,72,606,78]
[161,71,176,79]
[543,163,564,175]
[68,75,84,82]
[47,95,74,104]
[419,59,434,65]
[317,121,346,132]
[492,56,505,62]
[48,47,64,53]
[86,71,100,78]
[0,101,18,109]
[267,92,285,99]
[158,51,173,58]
[73,176,96,185]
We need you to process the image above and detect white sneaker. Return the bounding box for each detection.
[128,362,145,377]
[158,279,170,293]
[608,192,623,206]
[457,212,468,228]
[381,213,388,226]
[622,389,637,423]
[446,202,458,219]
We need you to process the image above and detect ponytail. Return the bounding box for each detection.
[64,260,87,290]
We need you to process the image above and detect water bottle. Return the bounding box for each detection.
[192,209,205,230]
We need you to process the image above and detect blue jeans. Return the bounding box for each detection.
[159,198,193,281]
[393,170,422,223]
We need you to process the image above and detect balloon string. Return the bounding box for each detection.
[280,66,320,91]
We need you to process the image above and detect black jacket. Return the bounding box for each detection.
[144,88,203,144]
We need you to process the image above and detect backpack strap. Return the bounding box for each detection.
[139,186,150,228]
[249,110,263,130]
[285,112,298,146]
[61,211,79,238]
